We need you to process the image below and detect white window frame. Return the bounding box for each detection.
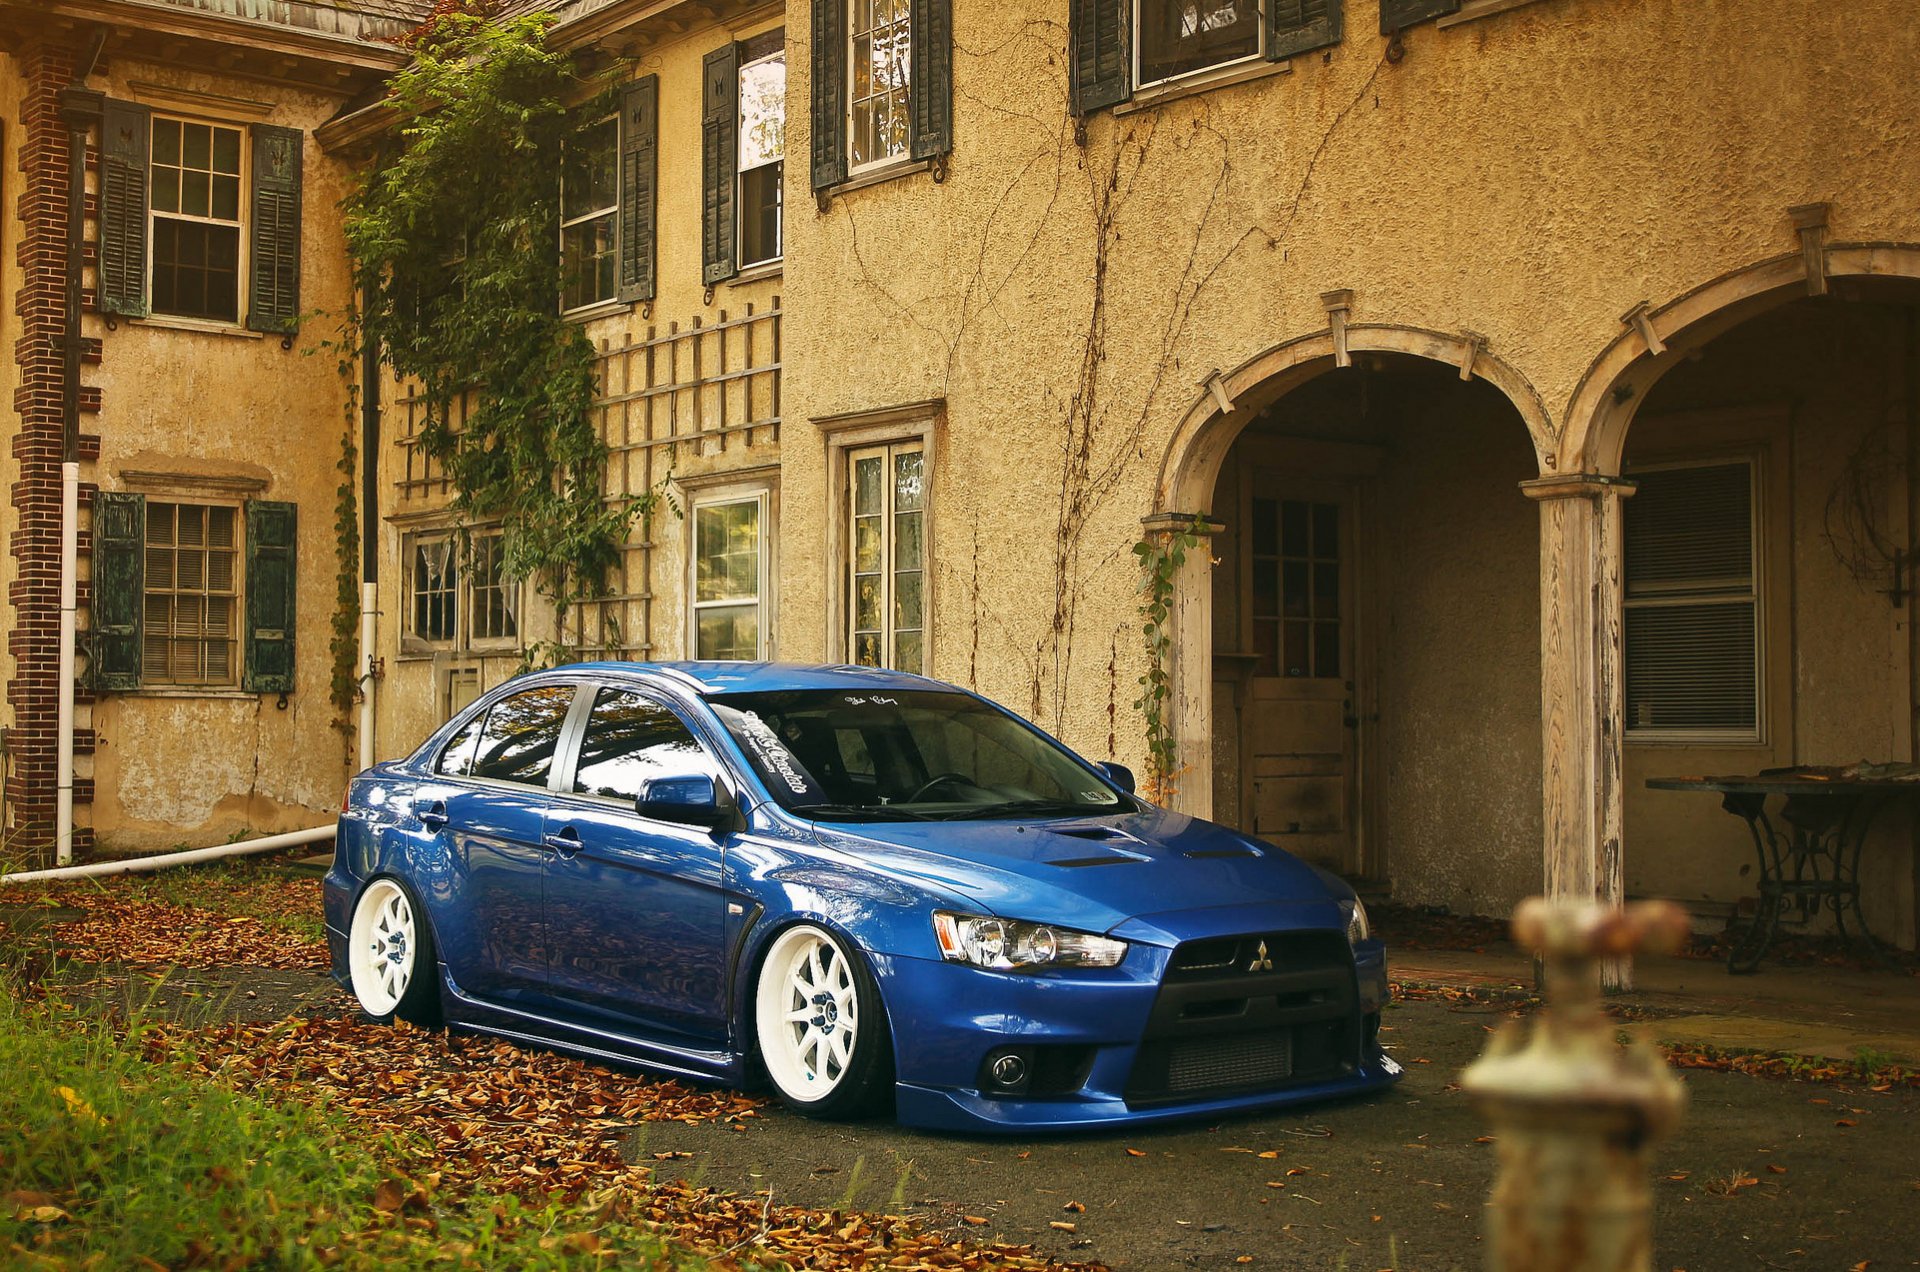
[147,113,249,326]
[1131,0,1266,93]
[815,403,940,671]
[1622,452,1767,746]
[400,526,521,657]
[559,114,619,315]
[846,0,912,176]
[738,44,787,269]
[142,498,244,688]
[688,488,772,661]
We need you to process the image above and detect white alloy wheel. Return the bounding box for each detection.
[349,878,420,1018]
[756,925,866,1105]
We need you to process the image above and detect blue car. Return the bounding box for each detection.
[325,663,1401,1132]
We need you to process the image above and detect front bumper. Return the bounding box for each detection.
[877,935,1396,1134]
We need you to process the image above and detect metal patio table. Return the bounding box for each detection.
[1646,764,1920,973]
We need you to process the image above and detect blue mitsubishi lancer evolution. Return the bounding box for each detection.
[325,662,1400,1132]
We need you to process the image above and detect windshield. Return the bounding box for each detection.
[708,689,1130,822]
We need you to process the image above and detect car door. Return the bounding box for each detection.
[539,684,732,1044]
[423,681,582,1005]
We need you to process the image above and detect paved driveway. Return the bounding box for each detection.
[638,995,1920,1270]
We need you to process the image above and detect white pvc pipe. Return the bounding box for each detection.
[358,580,378,773]
[0,823,334,885]
[56,461,78,866]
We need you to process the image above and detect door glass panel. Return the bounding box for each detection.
[469,684,575,786]
[572,688,718,802]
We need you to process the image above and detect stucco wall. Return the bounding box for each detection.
[372,11,787,761]
[778,0,1920,920]
[86,60,362,849]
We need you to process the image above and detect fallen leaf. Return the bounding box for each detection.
[1836,1119,1858,1128]
[54,1086,101,1124]
[1257,1150,1281,1159]
[962,1216,989,1226]
[1050,1221,1078,1233]
[1125,1148,1147,1157]
[1765,1164,1787,1175]
[1062,1201,1085,1213]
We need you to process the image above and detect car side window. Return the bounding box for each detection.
[572,687,720,802]
[436,712,484,776]
[468,684,576,787]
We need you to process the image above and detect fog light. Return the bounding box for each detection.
[988,1051,1027,1087]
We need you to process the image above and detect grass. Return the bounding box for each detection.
[0,985,734,1270]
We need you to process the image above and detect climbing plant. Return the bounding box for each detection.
[1132,515,1208,801]
[341,7,647,649]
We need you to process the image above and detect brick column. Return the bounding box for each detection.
[7,40,91,859]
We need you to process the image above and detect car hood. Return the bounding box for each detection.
[805,805,1348,938]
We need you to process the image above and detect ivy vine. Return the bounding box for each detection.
[1132,515,1208,801]
[341,8,651,655]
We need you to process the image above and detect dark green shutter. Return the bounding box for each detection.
[810,0,848,191]
[1068,0,1129,115]
[1269,0,1342,60]
[909,0,952,160]
[99,99,150,319]
[89,492,145,690]
[617,75,658,305]
[702,43,740,286]
[246,124,303,334]
[244,500,296,694]
[1379,0,1459,32]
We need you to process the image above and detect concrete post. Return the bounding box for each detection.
[1461,898,1689,1272]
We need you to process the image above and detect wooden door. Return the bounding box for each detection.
[1243,488,1360,872]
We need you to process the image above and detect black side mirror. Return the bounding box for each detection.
[636,774,734,829]
[1098,762,1136,795]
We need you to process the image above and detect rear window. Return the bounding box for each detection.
[466,684,576,787]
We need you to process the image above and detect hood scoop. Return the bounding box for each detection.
[1182,844,1262,860]
[1041,826,1151,868]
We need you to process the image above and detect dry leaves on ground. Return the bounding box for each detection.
[41,894,327,970]
[144,1014,1100,1271]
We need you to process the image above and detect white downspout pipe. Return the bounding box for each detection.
[0,823,335,885]
[358,580,378,772]
[56,461,78,866]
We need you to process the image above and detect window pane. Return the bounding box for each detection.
[182,122,210,170]
[739,162,783,266]
[893,508,922,573]
[696,501,760,603]
[893,448,924,512]
[438,714,485,776]
[561,118,618,220]
[573,688,717,801]
[410,539,457,643]
[153,118,181,166]
[212,126,240,175]
[561,213,617,311]
[894,628,922,675]
[739,53,787,168]
[212,174,240,222]
[151,166,180,215]
[1137,0,1261,85]
[470,684,575,786]
[894,570,922,629]
[854,455,883,515]
[854,515,882,573]
[698,605,761,661]
[1625,603,1758,732]
[151,220,240,322]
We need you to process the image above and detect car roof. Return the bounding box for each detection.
[565,661,954,697]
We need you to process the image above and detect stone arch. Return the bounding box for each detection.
[1560,243,1920,477]
[1149,323,1551,819]
[1155,324,1554,517]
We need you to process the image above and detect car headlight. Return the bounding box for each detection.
[932,912,1127,971]
[1345,898,1371,946]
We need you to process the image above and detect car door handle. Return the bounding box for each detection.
[412,797,448,830]
[543,826,582,856]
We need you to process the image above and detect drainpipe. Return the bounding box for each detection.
[0,824,335,885]
[357,332,382,773]
[56,82,104,867]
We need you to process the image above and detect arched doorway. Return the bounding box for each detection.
[1560,246,1920,950]
[1157,330,1549,913]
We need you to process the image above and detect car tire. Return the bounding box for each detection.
[347,877,442,1026]
[753,923,892,1118]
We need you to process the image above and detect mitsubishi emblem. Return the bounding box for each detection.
[1247,940,1273,973]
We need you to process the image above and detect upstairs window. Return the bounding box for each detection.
[738,36,787,267]
[97,100,303,332]
[849,0,912,171]
[561,117,619,312]
[847,441,925,674]
[1623,459,1762,740]
[1136,1,1263,87]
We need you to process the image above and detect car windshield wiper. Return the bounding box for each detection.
[933,798,1113,821]
[788,802,935,822]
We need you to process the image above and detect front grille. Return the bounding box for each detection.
[1125,929,1359,1106]
[1166,1030,1293,1092]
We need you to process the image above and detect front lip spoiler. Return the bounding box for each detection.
[892,1056,1404,1133]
